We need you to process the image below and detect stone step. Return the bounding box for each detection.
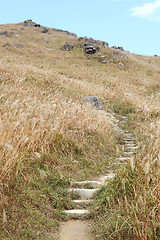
[63,209,90,218]
[72,199,94,204]
[124,133,132,137]
[71,180,101,188]
[123,151,136,156]
[72,199,94,209]
[116,129,125,133]
[69,188,99,200]
[125,143,137,147]
[115,157,131,161]
[124,138,135,142]
[99,173,115,183]
[121,116,128,120]
[125,146,138,150]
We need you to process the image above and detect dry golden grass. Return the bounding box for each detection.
[0,22,159,238]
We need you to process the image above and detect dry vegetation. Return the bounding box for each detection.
[0,22,159,239]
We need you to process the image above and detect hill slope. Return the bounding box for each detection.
[0,20,159,239]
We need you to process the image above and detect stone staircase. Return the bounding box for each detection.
[63,113,138,219]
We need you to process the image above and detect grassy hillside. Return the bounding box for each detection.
[0,21,159,239]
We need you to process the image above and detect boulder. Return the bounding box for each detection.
[34,24,41,28]
[14,43,24,48]
[84,44,97,54]
[52,28,77,37]
[62,42,73,51]
[42,28,49,33]
[81,96,103,110]
[78,37,108,48]
[70,33,77,37]
[112,46,124,51]
[118,62,125,69]
[0,31,8,36]
[24,19,33,26]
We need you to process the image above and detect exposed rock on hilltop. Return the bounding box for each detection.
[84,44,97,54]
[78,37,108,48]
[53,28,77,37]
[111,45,124,51]
[0,31,8,36]
[61,42,74,51]
[82,96,104,110]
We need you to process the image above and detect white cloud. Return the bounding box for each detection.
[131,0,160,18]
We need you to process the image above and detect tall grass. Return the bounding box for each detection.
[0,22,160,238]
[93,128,160,239]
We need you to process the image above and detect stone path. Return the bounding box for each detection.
[59,112,138,240]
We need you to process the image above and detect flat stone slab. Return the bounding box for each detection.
[69,189,98,199]
[99,173,115,183]
[63,209,89,215]
[124,138,135,141]
[72,200,94,204]
[71,180,101,188]
[124,152,136,156]
[126,146,138,150]
[124,133,132,137]
[116,129,125,133]
[125,143,137,147]
[115,157,131,161]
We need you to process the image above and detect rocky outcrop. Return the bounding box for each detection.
[24,20,41,28]
[0,31,8,36]
[24,19,35,26]
[34,24,41,28]
[81,96,104,110]
[42,28,49,33]
[61,42,74,51]
[53,28,77,37]
[84,44,97,54]
[112,46,124,51]
[78,37,108,48]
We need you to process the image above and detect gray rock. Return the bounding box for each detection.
[102,41,109,48]
[0,31,8,36]
[14,43,24,48]
[78,37,108,48]
[118,62,125,69]
[81,96,104,110]
[24,19,33,26]
[34,24,40,28]
[52,28,77,37]
[78,37,83,41]
[101,60,110,64]
[70,33,77,37]
[113,50,122,56]
[112,46,124,51]
[84,44,97,54]
[61,42,73,51]
[42,28,49,33]
[24,19,32,23]
[12,32,18,37]
[4,44,11,49]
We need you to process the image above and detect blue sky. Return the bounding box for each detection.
[1,0,160,55]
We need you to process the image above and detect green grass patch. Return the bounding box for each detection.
[92,156,160,240]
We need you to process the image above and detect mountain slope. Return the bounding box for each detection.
[0,20,159,239]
